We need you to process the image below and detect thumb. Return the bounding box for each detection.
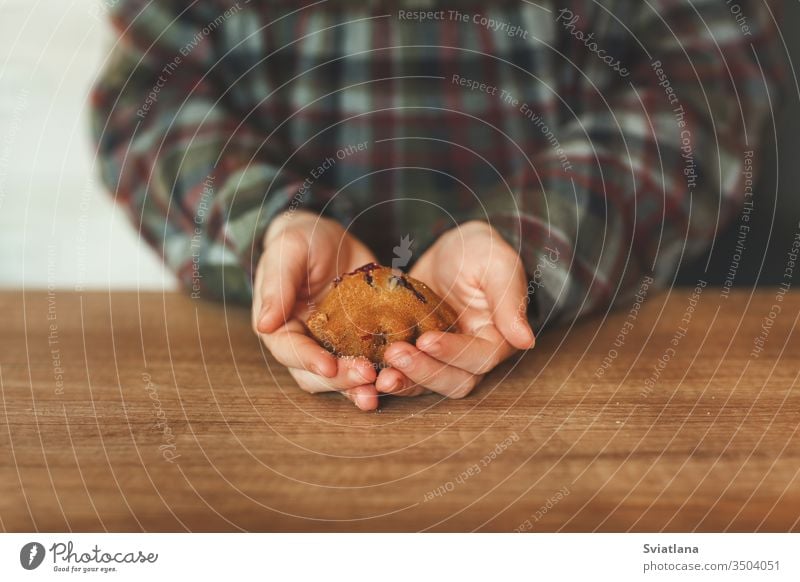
[255,230,308,334]
[485,257,535,351]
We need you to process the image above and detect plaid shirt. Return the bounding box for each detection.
[91,0,785,330]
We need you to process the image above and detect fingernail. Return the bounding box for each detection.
[258,306,272,327]
[390,352,412,369]
[349,368,367,384]
[524,326,535,347]
[420,341,440,355]
[376,378,393,393]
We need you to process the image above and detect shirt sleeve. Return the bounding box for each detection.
[90,0,325,304]
[467,0,786,330]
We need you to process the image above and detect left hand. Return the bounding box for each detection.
[375,221,535,399]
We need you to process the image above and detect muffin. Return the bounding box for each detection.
[307,263,458,365]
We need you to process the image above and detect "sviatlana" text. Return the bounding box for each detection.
[643,543,699,554]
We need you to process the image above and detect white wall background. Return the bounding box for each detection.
[0,0,177,290]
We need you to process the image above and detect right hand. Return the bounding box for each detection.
[252,210,380,411]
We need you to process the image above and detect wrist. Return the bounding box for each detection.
[458,219,496,236]
[437,219,497,250]
[264,209,319,243]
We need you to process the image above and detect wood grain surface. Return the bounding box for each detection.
[1,289,798,532]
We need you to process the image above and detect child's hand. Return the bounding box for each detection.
[252,210,380,411]
[376,221,535,399]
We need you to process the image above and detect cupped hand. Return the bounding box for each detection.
[252,210,379,411]
[376,221,535,399]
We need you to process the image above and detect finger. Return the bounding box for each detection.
[375,368,429,397]
[375,367,406,394]
[252,254,267,332]
[335,356,378,387]
[484,255,535,350]
[288,369,379,411]
[256,230,308,334]
[287,355,375,390]
[393,385,430,397]
[345,384,380,411]
[416,328,516,375]
[384,342,480,399]
[260,320,337,377]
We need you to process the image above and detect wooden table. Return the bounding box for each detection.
[1,289,798,532]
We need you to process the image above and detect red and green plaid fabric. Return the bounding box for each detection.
[91,0,785,330]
